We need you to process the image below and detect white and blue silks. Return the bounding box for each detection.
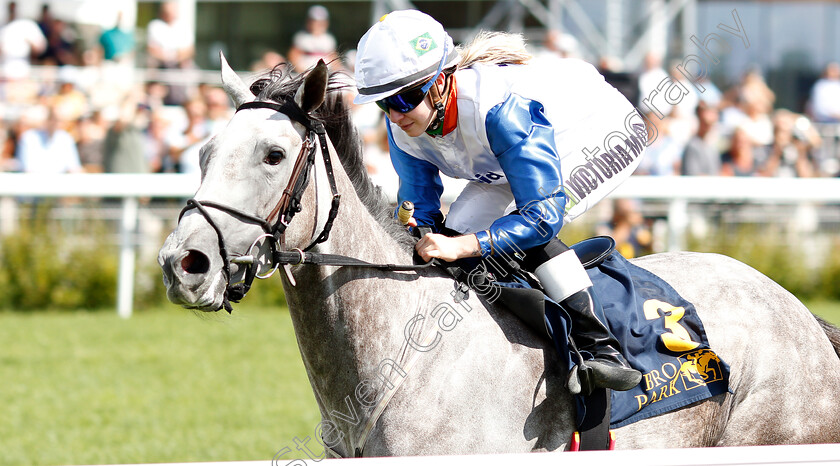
[387,58,647,257]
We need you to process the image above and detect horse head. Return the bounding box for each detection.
[158,53,333,312]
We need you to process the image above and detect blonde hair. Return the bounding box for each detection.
[457,31,532,69]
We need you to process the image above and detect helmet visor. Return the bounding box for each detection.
[376,82,429,114]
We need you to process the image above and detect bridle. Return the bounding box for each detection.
[178,99,339,312]
[177,97,463,458]
[178,98,435,313]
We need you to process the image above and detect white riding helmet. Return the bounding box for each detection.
[354,10,460,105]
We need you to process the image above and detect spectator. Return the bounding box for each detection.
[363,119,399,189]
[720,67,775,141]
[808,62,840,123]
[16,106,82,174]
[666,60,699,137]
[38,18,77,66]
[3,107,44,171]
[0,1,47,80]
[637,51,669,110]
[104,92,148,174]
[597,199,652,259]
[696,75,723,107]
[143,109,171,173]
[541,28,580,60]
[636,113,682,176]
[143,81,169,110]
[737,93,774,148]
[720,127,759,177]
[722,67,775,112]
[287,5,337,74]
[203,86,232,135]
[598,55,638,105]
[250,49,285,73]
[36,3,53,38]
[90,11,136,107]
[98,11,135,65]
[0,121,14,171]
[146,1,194,105]
[76,111,107,173]
[763,110,819,178]
[682,102,722,176]
[166,98,208,172]
[49,68,88,130]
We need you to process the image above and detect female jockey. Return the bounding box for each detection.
[353,10,645,394]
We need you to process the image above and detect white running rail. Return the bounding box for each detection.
[2,174,840,318]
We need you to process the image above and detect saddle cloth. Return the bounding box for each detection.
[496,251,731,429]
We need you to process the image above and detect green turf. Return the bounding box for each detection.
[805,300,840,326]
[2,300,838,465]
[0,306,322,466]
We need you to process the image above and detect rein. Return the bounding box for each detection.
[178,99,436,313]
[177,96,456,459]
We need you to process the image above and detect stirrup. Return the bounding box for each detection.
[567,360,641,396]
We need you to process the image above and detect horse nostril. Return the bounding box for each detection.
[181,250,210,275]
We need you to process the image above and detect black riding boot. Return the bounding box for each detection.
[526,240,641,396]
[559,286,641,395]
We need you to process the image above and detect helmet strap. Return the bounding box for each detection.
[426,74,452,133]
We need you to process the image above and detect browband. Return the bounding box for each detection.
[236,100,315,131]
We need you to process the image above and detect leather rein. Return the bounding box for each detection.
[178,99,435,313]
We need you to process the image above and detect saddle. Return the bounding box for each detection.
[494,236,616,341]
[415,231,729,447]
[486,236,616,450]
[464,236,729,450]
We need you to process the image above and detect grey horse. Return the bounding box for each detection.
[158,57,840,457]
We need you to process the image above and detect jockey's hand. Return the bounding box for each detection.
[415,233,481,262]
[407,217,418,228]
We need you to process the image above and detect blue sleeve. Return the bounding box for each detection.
[386,124,445,229]
[474,94,566,257]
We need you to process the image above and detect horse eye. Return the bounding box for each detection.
[264,150,285,165]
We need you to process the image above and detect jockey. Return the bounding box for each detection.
[353,10,644,394]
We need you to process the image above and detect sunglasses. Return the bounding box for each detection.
[376,82,430,114]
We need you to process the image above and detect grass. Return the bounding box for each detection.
[805,300,840,326]
[0,305,321,466]
[1,300,838,466]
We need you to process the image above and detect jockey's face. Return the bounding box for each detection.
[384,74,446,137]
[386,94,436,137]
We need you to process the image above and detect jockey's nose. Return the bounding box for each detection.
[388,108,405,121]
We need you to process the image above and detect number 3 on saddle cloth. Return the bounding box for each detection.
[479,237,732,434]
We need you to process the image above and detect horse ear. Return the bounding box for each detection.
[295,59,328,114]
[220,51,252,107]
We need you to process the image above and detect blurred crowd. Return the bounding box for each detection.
[0,2,346,177]
[601,50,838,179]
[0,0,838,190]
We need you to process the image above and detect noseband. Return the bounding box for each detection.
[177,98,441,313]
[178,99,340,313]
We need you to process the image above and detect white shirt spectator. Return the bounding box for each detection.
[0,18,46,79]
[638,66,670,114]
[16,128,82,174]
[810,78,840,123]
[146,17,193,64]
[291,30,336,72]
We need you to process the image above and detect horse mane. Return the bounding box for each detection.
[249,64,414,252]
[457,31,532,69]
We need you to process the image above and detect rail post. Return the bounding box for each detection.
[118,196,139,319]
